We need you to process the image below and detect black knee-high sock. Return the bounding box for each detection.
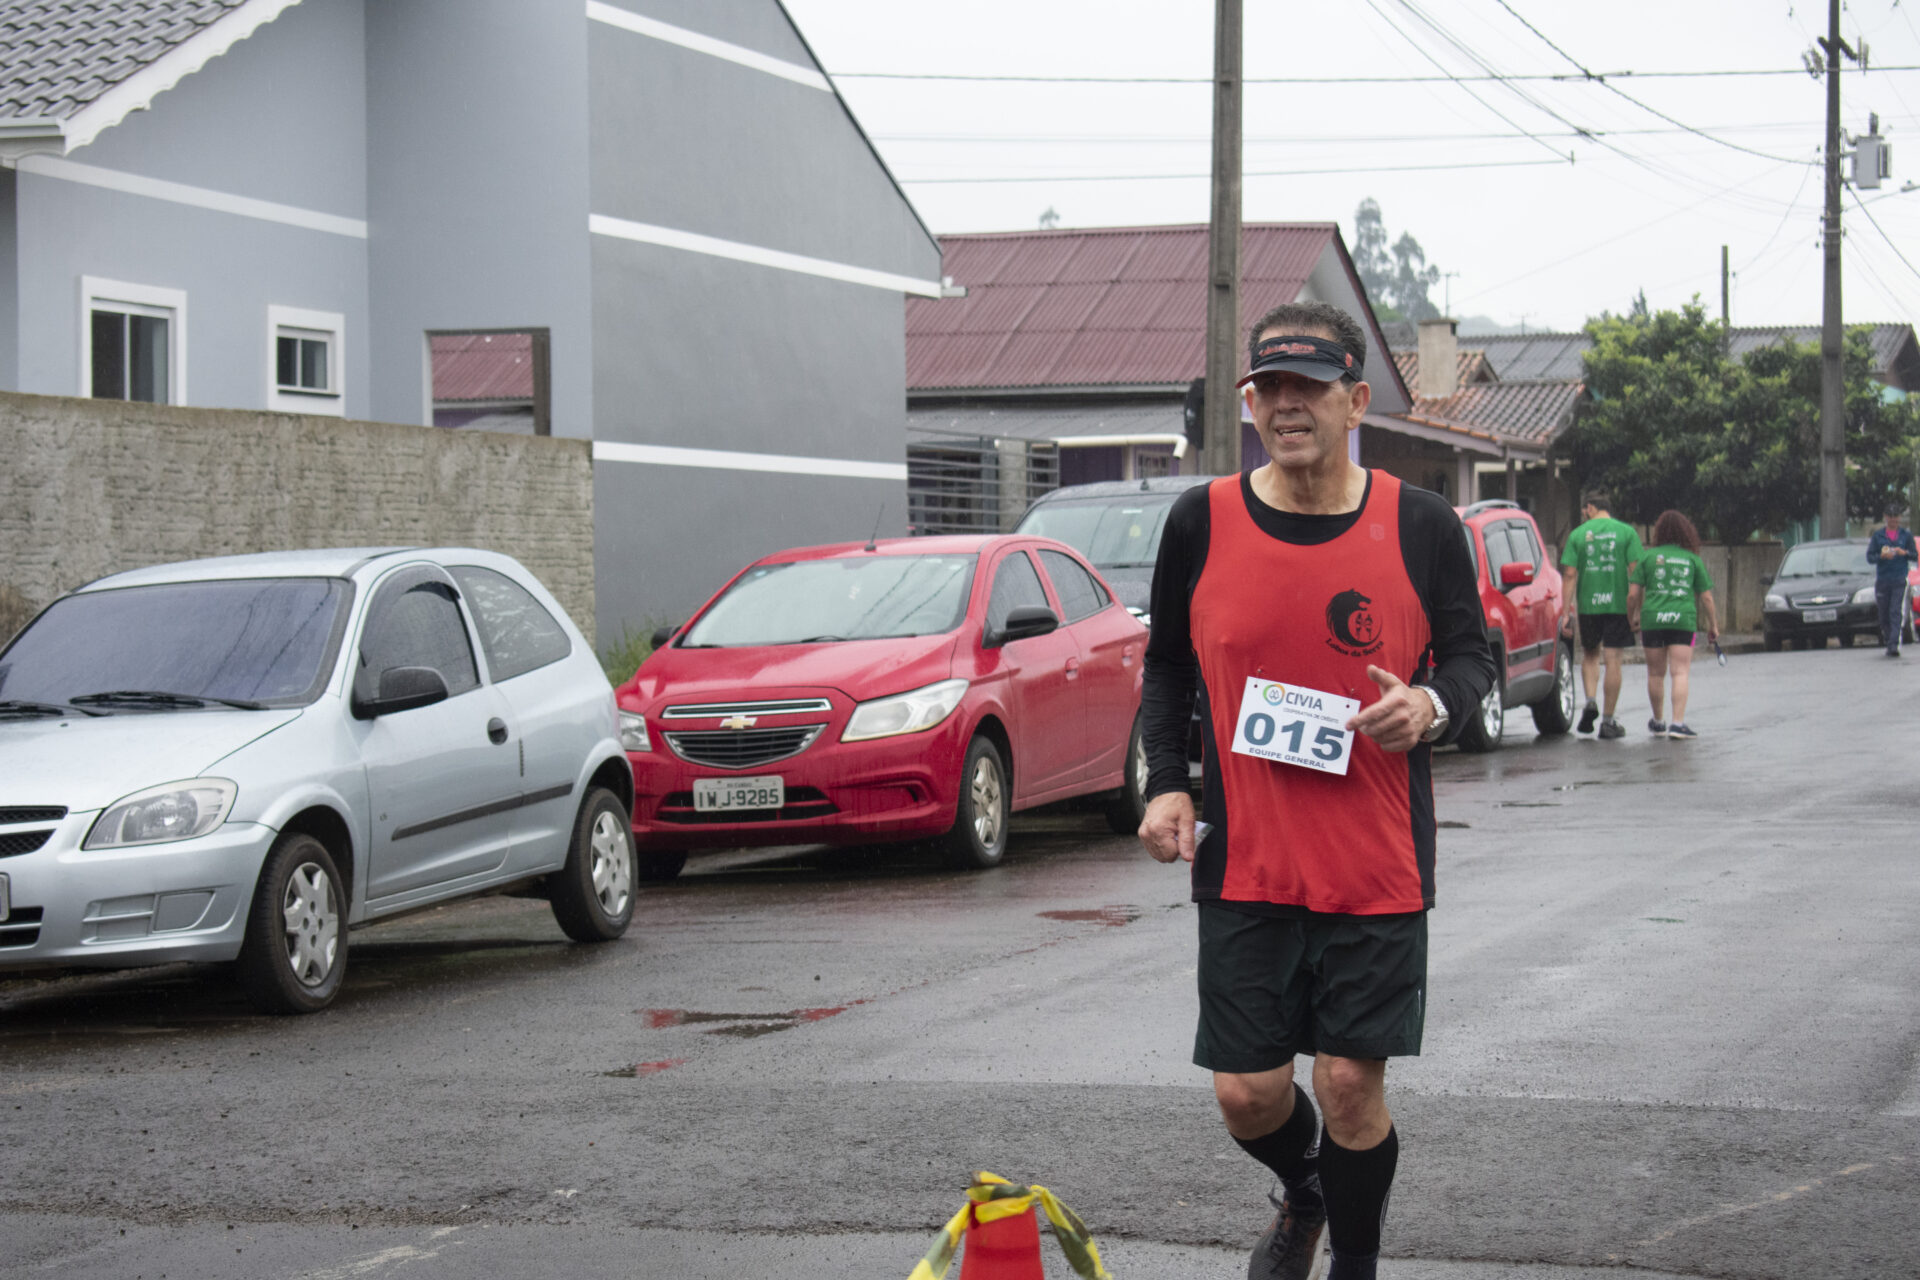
[1318,1124,1397,1273]
[1230,1083,1322,1210]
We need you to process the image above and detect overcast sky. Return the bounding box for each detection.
[781,0,1920,335]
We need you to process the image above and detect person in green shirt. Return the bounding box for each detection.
[1628,510,1720,740]
[1558,491,1645,740]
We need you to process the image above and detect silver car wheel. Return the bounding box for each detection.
[971,754,1003,849]
[1130,729,1150,798]
[1480,681,1505,740]
[589,808,633,918]
[1554,646,1576,722]
[281,862,340,989]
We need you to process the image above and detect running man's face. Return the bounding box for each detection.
[1242,326,1370,475]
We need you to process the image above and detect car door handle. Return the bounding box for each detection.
[487,717,509,745]
[1064,658,1080,680]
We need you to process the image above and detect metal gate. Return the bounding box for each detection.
[907,436,1059,535]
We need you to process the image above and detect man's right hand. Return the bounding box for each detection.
[1139,790,1196,864]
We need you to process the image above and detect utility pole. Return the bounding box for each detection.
[1441,270,1460,318]
[1202,0,1243,478]
[1720,245,1731,357]
[1818,0,1854,539]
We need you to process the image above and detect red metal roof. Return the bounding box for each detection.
[907,224,1340,390]
[429,333,534,402]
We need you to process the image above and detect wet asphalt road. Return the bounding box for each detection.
[4,646,1917,1280]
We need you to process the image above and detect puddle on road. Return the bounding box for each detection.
[636,1002,868,1036]
[1496,802,1562,808]
[1644,917,1686,924]
[1037,905,1140,928]
[601,1058,687,1078]
[1437,820,1470,829]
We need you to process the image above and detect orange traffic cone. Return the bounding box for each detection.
[957,1201,1046,1280]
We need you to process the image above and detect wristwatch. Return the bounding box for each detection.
[1416,685,1449,743]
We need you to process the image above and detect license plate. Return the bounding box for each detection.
[1802,608,1838,622]
[692,775,785,813]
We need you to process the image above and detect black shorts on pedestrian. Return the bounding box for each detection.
[1194,902,1428,1072]
[1640,628,1693,649]
[1578,613,1635,651]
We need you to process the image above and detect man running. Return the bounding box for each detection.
[1558,492,1643,739]
[1138,301,1494,1280]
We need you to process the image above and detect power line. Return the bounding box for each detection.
[1489,0,1813,165]
[1848,184,1920,281]
[1359,0,1572,162]
[828,65,1920,84]
[896,155,1573,184]
[872,120,1857,145]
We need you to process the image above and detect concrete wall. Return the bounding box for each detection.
[583,0,942,635]
[363,0,594,436]
[1699,542,1786,634]
[10,0,372,416]
[0,392,594,644]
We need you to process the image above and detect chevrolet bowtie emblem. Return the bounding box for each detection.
[719,715,757,730]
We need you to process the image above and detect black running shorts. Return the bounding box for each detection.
[1193,902,1428,1072]
[1640,628,1694,649]
[1578,613,1635,651]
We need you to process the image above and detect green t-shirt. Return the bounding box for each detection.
[1559,515,1644,615]
[1630,544,1713,632]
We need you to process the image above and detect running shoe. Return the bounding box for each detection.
[1647,718,1667,735]
[1577,700,1599,734]
[1597,717,1626,740]
[1248,1188,1328,1280]
[1667,723,1698,739]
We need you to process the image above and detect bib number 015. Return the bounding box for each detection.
[1230,678,1361,776]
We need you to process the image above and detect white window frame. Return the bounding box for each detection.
[80,276,187,405]
[267,304,345,415]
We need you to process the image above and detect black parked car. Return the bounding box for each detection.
[1012,476,1212,616]
[1761,539,1907,650]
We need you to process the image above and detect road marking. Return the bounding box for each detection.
[1625,1161,1882,1248]
[296,1227,460,1279]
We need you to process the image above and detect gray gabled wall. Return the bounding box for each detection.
[584,0,942,636]
[363,0,594,437]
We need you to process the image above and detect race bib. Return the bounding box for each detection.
[1230,678,1361,775]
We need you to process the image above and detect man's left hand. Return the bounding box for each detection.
[1347,665,1433,754]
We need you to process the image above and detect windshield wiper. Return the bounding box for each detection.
[69,689,267,711]
[0,698,105,719]
[790,635,849,644]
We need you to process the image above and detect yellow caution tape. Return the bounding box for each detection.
[906,1171,1112,1280]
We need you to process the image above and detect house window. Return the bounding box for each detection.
[427,329,550,435]
[82,277,186,405]
[267,305,345,415]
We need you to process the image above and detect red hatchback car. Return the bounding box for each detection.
[1454,499,1577,750]
[615,535,1149,878]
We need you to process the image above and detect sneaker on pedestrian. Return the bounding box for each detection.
[1577,700,1599,734]
[1597,717,1625,740]
[1667,723,1698,739]
[1647,718,1667,735]
[1889,648,1903,659]
[1248,1188,1327,1280]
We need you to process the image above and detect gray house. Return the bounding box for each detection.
[0,0,942,640]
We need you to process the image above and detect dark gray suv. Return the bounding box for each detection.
[1012,476,1212,617]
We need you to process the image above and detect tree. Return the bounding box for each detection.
[1557,301,1920,542]
[1352,199,1441,321]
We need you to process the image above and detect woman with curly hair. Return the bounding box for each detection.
[1628,510,1720,739]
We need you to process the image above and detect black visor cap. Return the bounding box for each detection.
[1235,333,1361,387]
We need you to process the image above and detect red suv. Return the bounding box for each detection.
[1453,500,1576,750]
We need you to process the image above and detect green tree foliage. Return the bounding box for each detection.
[1353,199,1442,322]
[1558,301,1920,542]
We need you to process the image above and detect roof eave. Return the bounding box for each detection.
[0,120,67,166]
[50,0,305,155]
[910,383,1188,402]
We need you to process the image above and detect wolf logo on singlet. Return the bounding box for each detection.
[1189,471,1434,914]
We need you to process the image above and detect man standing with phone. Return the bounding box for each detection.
[1867,504,1917,657]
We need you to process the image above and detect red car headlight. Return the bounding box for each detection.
[841,678,969,742]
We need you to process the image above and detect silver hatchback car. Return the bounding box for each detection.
[0,548,637,1013]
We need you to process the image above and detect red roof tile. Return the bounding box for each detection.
[907,223,1342,390]
[429,333,534,402]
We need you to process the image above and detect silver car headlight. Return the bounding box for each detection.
[84,779,237,850]
[1852,585,1878,604]
[1765,593,1787,609]
[842,678,969,742]
[619,710,652,752]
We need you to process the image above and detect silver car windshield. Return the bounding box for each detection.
[1016,497,1178,568]
[680,555,977,647]
[0,578,350,708]
[1777,546,1866,577]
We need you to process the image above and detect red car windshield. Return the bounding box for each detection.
[679,554,978,647]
